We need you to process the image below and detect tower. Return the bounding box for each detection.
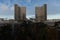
[20,7,26,21]
[35,4,47,22]
[14,4,20,21]
[14,4,26,22]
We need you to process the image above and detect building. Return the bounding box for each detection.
[0,18,4,21]
[14,4,26,22]
[20,7,26,21]
[35,4,47,22]
[29,18,36,22]
[14,4,20,22]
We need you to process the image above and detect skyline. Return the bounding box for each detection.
[0,0,60,19]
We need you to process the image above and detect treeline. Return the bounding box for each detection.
[0,21,56,40]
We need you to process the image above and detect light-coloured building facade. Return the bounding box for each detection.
[14,4,26,22]
[20,7,26,21]
[35,4,47,22]
[14,4,20,21]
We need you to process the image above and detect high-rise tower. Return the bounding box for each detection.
[20,7,26,21]
[14,4,20,21]
[14,4,26,22]
[35,4,47,22]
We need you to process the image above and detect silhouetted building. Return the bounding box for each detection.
[14,4,26,22]
[35,4,47,22]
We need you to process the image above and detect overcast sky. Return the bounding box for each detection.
[0,0,60,19]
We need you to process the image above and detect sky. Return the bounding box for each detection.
[0,0,60,19]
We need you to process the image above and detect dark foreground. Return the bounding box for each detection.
[0,21,59,40]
